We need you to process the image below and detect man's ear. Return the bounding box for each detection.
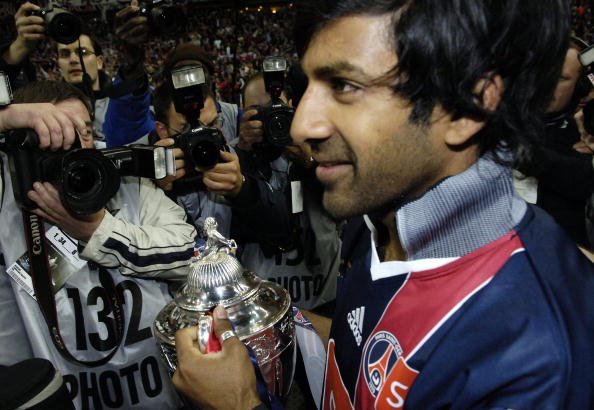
[155,121,169,140]
[96,55,104,71]
[443,74,504,146]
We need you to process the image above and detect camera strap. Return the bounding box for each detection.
[21,209,125,367]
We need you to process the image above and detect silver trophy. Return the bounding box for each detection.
[153,217,296,398]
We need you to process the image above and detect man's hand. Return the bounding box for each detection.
[154,138,186,191]
[201,151,244,197]
[0,103,89,151]
[114,3,149,46]
[173,305,262,410]
[114,1,148,79]
[3,2,45,66]
[573,108,594,155]
[26,182,105,242]
[238,109,264,151]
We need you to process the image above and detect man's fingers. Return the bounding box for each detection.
[174,326,200,362]
[41,115,64,151]
[15,2,41,18]
[218,150,237,163]
[212,306,238,345]
[242,109,259,120]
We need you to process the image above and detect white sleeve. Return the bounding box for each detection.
[80,178,196,280]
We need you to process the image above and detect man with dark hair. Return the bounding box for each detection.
[0,80,196,409]
[172,0,594,409]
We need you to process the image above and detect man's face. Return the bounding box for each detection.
[291,14,451,219]
[164,102,189,136]
[161,97,220,138]
[547,48,582,113]
[57,35,104,91]
[54,98,94,148]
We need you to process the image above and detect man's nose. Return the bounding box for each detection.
[290,85,333,145]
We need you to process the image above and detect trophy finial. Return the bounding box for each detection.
[202,217,237,255]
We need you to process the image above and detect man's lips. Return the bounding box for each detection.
[69,69,83,75]
[315,159,353,183]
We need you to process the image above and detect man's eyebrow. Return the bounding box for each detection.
[312,61,374,82]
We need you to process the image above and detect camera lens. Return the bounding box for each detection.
[265,111,294,146]
[48,11,82,44]
[191,141,220,169]
[66,164,98,194]
[60,150,120,215]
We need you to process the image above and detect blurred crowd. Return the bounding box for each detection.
[0,1,296,106]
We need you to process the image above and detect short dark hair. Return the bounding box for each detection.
[295,0,571,163]
[13,80,92,114]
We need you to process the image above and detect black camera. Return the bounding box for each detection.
[26,2,81,44]
[252,56,295,147]
[136,0,186,36]
[3,129,173,215]
[171,125,227,170]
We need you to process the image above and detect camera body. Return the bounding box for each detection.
[171,125,227,170]
[26,2,81,44]
[136,0,186,36]
[252,56,294,147]
[4,129,173,215]
[252,101,295,147]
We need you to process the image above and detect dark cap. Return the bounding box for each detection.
[163,43,215,76]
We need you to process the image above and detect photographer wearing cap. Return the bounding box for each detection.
[0,80,196,409]
[150,43,278,241]
[0,1,154,149]
[172,0,594,409]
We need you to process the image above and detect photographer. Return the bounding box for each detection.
[0,1,154,148]
[233,70,340,312]
[514,39,594,248]
[0,99,88,366]
[0,80,196,409]
[152,80,245,238]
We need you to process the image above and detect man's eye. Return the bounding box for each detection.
[330,79,360,93]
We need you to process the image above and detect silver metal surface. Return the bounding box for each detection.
[153,217,296,398]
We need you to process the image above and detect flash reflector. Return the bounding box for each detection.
[0,72,12,106]
[263,56,287,72]
[171,66,206,90]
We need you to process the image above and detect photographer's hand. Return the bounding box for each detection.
[201,151,244,197]
[3,2,45,66]
[237,109,264,151]
[27,182,105,242]
[0,103,89,151]
[154,137,186,191]
[114,2,148,79]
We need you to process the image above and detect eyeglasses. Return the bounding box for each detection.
[57,47,96,59]
[166,116,224,135]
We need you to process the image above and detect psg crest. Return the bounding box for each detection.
[363,331,403,397]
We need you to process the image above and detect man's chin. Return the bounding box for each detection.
[322,193,362,221]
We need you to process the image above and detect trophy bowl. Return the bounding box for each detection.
[153,218,296,398]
